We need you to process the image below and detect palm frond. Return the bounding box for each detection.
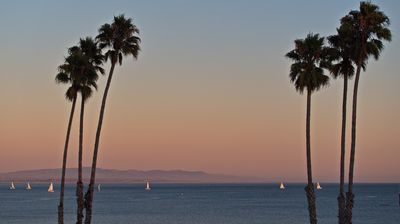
[55,72,70,84]
[80,85,93,101]
[65,86,78,101]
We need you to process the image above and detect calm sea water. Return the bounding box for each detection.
[0,183,399,224]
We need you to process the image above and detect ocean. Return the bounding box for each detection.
[0,183,399,224]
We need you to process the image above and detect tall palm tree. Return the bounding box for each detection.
[55,52,85,224]
[340,2,391,223]
[286,33,330,224]
[84,14,140,224]
[69,37,104,224]
[327,27,355,224]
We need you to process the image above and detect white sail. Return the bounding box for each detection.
[10,181,16,190]
[145,181,151,190]
[97,184,101,192]
[280,182,285,190]
[48,182,54,193]
[26,182,32,190]
[316,182,322,190]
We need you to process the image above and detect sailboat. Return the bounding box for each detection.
[280,182,285,190]
[145,180,151,191]
[10,181,16,190]
[97,184,101,192]
[26,182,32,190]
[316,182,322,190]
[48,182,54,193]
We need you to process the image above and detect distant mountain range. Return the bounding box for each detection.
[0,168,267,183]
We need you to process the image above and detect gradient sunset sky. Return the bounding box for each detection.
[0,0,399,182]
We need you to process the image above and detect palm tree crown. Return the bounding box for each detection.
[96,14,141,65]
[56,39,103,102]
[70,37,104,74]
[285,33,330,94]
[327,27,357,80]
[340,1,391,65]
[55,52,84,101]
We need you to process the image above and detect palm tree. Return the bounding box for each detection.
[339,2,391,223]
[327,27,355,224]
[55,52,84,224]
[84,14,140,224]
[69,37,104,224]
[286,33,330,224]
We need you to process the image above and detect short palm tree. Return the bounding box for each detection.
[339,2,391,223]
[84,14,140,224]
[69,37,104,224]
[327,27,355,224]
[286,33,330,224]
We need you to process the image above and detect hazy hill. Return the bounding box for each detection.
[0,168,266,183]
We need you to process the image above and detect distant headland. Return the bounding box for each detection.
[0,168,267,183]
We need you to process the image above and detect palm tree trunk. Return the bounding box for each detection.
[345,64,362,224]
[58,96,77,224]
[84,61,116,224]
[305,89,317,224]
[338,74,348,224]
[76,96,85,224]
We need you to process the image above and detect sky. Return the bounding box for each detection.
[0,0,399,182]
